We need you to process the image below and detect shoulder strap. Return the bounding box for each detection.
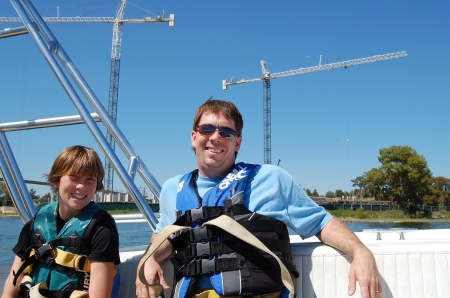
[138,215,294,296]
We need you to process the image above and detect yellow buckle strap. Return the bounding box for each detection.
[49,248,91,272]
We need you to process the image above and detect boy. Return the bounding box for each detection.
[2,146,120,298]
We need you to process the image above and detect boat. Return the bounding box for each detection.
[2,1,450,297]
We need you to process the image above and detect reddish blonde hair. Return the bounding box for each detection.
[46,145,104,191]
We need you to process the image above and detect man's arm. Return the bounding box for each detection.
[316,217,382,298]
[135,233,173,298]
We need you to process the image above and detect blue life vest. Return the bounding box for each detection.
[171,163,298,298]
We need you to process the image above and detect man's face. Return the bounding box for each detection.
[191,113,242,178]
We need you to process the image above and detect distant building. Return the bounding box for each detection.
[93,191,159,204]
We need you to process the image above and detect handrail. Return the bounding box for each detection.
[1,0,161,229]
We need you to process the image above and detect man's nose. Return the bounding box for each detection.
[209,129,222,140]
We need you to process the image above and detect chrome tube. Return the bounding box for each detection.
[10,0,159,229]
[15,0,161,198]
[0,132,35,222]
[0,25,28,38]
[0,113,101,132]
[14,0,161,199]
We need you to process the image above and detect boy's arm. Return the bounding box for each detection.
[88,261,116,298]
[1,256,26,298]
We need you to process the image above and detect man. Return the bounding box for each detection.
[136,99,381,298]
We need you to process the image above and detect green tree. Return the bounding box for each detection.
[325,191,335,198]
[352,175,368,199]
[423,176,450,207]
[365,168,390,201]
[378,146,431,216]
[312,189,319,197]
[305,189,312,196]
[29,188,40,203]
[335,189,344,197]
[0,181,11,201]
[40,192,52,204]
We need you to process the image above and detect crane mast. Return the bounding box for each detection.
[223,51,408,164]
[1,3,175,191]
[105,0,127,193]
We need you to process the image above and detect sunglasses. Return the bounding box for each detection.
[196,124,240,139]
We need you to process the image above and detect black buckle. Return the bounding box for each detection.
[194,242,211,257]
[200,259,216,274]
[191,227,208,242]
[189,208,204,222]
[66,236,79,247]
[35,244,52,259]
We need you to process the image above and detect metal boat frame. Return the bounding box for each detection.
[0,0,160,228]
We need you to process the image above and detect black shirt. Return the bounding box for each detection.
[13,211,121,265]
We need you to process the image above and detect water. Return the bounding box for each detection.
[1,216,450,264]
[0,216,153,263]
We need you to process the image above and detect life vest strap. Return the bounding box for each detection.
[171,226,218,251]
[138,224,191,297]
[175,206,226,225]
[21,281,88,298]
[203,216,295,295]
[140,216,295,296]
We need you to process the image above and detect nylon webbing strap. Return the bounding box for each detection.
[203,216,295,295]
[138,225,191,295]
[28,281,88,298]
[49,248,90,272]
[139,217,294,295]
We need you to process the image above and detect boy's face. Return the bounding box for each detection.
[54,174,97,220]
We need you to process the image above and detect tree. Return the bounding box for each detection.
[29,188,40,203]
[325,191,335,198]
[335,189,344,197]
[0,182,11,201]
[312,189,319,197]
[365,168,391,201]
[40,192,52,204]
[378,146,431,216]
[305,189,312,196]
[423,176,450,207]
[352,175,368,199]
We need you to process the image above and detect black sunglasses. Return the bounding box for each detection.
[196,124,240,139]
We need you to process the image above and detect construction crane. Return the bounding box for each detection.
[1,1,175,191]
[222,51,408,165]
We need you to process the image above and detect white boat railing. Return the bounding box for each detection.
[112,213,160,224]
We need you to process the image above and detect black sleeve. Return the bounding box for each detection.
[12,220,33,259]
[88,213,121,265]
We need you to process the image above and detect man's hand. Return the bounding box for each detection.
[135,234,173,298]
[135,256,170,298]
[316,217,382,298]
[348,248,382,297]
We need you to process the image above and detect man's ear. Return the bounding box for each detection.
[191,130,196,147]
[235,136,242,152]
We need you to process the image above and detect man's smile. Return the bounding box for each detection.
[207,148,223,153]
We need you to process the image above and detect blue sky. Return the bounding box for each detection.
[0,0,449,197]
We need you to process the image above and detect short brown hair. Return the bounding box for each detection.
[192,99,244,135]
[46,145,105,191]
